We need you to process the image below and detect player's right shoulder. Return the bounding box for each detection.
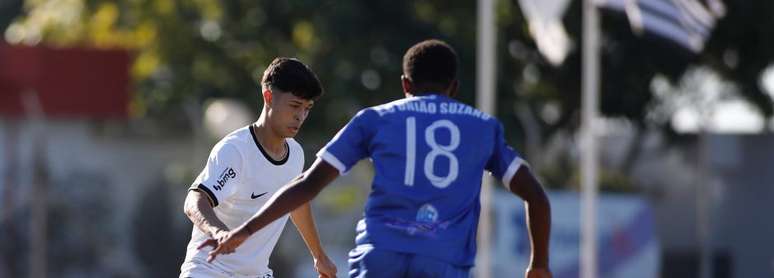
[210,126,253,157]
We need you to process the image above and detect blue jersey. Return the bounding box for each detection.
[317,94,525,266]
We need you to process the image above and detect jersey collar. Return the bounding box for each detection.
[249,124,289,165]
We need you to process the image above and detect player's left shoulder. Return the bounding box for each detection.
[286,137,302,149]
[285,138,305,170]
[285,138,305,156]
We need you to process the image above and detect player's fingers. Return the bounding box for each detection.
[207,249,222,263]
[219,243,233,254]
[207,245,224,262]
[319,269,334,278]
[197,239,217,250]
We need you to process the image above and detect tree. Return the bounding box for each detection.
[6,0,773,186]
[5,0,481,146]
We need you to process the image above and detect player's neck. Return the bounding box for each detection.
[406,91,448,98]
[252,118,286,154]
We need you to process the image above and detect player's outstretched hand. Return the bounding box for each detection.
[197,229,250,262]
[196,230,229,257]
[526,267,552,278]
[314,254,337,278]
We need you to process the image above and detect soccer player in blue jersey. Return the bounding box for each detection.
[202,39,552,278]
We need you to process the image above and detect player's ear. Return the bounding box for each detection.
[448,79,459,98]
[262,88,273,106]
[401,75,412,95]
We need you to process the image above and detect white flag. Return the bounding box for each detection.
[517,0,573,66]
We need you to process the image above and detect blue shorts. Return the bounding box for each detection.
[347,244,471,278]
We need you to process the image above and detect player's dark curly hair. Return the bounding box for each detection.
[402,39,459,93]
[261,57,323,100]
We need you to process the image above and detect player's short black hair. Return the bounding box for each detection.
[261,57,323,100]
[402,39,458,91]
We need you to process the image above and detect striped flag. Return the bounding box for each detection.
[595,0,726,53]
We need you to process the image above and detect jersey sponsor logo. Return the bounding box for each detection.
[214,167,236,191]
[416,204,439,223]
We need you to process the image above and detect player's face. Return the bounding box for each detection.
[268,91,314,138]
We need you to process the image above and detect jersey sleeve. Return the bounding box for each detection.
[190,142,243,207]
[485,121,527,187]
[316,109,376,175]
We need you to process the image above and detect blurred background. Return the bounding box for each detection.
[1,0,773,277]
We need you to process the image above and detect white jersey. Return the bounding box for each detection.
[180,124,304,278]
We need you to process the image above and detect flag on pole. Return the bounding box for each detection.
[595,0,725,53]
[517,0,573,66]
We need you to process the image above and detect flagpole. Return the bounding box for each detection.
[23,91,48,278]
[581,0,600,278]
[476,0,497,277]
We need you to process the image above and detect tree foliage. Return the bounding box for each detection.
[5,0,774,185]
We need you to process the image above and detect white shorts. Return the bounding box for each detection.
[180,263,229,278]
[180,261,274,278]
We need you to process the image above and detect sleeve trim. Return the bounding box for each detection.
[317,150,349,175]
[502,157,526,188]
[190,184,219,207]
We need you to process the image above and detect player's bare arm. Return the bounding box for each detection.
[200,159,339,261]
[184,190,230,238]
[509,166,552,278]
[290,202,337,277]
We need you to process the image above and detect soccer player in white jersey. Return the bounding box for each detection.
[179,57,337,278]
